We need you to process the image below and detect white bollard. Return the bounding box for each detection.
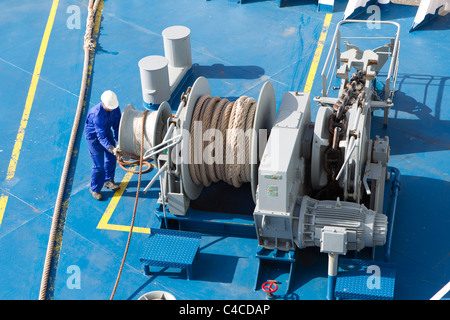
[138,26,192,108]
[162,26,192,69]
[138,55,170,107]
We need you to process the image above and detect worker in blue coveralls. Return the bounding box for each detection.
[84,90,122,200]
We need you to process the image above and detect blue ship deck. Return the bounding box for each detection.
[0,0,449,301]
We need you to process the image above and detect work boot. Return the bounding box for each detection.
[90,189,103,201]
[104,179,120,191]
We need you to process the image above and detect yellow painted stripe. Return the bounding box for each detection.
[303,13,333,93]
[0,0,59,226]
[96,169,151,234]
[98,223,150,234]
[96,171,133,229]
[0,195,8,226]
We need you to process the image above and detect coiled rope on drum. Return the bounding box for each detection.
[189,95,257,189]
[38,0,103,300]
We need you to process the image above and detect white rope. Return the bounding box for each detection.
[189,95,257,189]
[83,0,100,52]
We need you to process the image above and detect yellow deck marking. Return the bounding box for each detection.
[96,13,333,234]
[0,0,60,227]
[96,165,154,234]
[303,13,333,93]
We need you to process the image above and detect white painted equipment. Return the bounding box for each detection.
[343,0,391,20]
[162,26,192,88]
[296,196,388,251]
[117,102,172,161]
[343,0,449,32]
[343,0,376,20]
[119,75,277,216]
[139,56,171,106]
[174,76,277,211]
[139,26,192,107]
[411,0,450,31]
[118,21,399,270]
[254,19,399,254]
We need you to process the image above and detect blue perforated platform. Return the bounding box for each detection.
[335,258,396,300]
[140,229,201,279]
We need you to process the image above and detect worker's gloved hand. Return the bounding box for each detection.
[108,146,122,156]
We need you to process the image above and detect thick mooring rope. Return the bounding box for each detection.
[189,95,257,189]
[39,0,102,300]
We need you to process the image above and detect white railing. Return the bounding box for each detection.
[320,19,401,102]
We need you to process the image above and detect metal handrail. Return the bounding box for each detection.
[321,20,401,100]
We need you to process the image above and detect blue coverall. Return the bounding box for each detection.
[84,102,122,193]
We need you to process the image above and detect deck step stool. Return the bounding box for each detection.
[334,258,396,300]
[140,228,202,280]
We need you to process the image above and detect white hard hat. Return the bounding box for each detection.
[101,90,119,110]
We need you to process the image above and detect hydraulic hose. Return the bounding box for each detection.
[39,0,103,300]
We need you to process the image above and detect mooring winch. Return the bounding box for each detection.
[117,19,401,299]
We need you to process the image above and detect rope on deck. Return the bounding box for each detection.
[39,0,103,300]
[109,110,149,300]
